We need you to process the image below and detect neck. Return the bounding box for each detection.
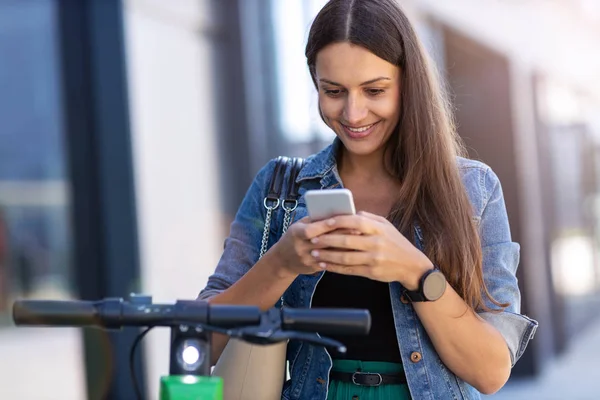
[338,146,392,183]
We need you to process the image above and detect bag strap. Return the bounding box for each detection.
[281,157,304,233]
[267,156,289,201]
[259,156,304,259]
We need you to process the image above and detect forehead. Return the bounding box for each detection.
[315,42,400,84]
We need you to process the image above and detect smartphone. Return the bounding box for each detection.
[305,188,356,221]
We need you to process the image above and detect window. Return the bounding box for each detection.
[0,0,74,318]
[0,1,84,398]
[271,0,334,144]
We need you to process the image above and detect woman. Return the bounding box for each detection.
[199,0,538,399]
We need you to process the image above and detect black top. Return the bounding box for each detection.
[311,271,402,363]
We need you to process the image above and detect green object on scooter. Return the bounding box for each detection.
[160,375,223,400]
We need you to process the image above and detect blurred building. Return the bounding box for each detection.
[0,0,599,399]
[398,0,600,381]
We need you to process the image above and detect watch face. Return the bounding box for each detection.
[423,271,447,301]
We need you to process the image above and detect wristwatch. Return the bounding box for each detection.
[402,268,447,302]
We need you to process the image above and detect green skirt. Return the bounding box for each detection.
[327,360,412,400]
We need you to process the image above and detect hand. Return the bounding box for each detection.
[270,217,342,278]
[309,211,433,289]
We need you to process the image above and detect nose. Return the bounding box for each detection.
[342,93,368,125]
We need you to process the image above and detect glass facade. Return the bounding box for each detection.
[0,3,84,399]
[0,0,74,321]
[270,0,334,145]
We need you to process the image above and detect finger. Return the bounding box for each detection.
[310,248,372,266]
[301,218,340,239]
[310,233,371,251]
[331,228,362,235]
[321,263,372,278]
[357,211,389,223]
[323,214,379,235]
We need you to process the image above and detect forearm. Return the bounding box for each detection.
[208,249,296,310]
[413,285,511,394]
[206,248,297,364]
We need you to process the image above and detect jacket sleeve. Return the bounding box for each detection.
[476,166,538,366]
[198,159,277,300]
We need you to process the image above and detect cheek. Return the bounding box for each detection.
[373,95,401,122]
[319,97,343,120]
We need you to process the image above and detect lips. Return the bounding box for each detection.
[341,121,381,139]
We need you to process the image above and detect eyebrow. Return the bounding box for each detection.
[319,77,391,86]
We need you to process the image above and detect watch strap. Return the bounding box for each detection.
[402,288,426,302]
[402,267,438,303]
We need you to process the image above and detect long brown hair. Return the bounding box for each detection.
[305,0,507,312]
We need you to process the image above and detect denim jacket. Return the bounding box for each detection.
[199,139,539,400]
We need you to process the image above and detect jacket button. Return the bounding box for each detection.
[410,351,422,363]
[400,295,409,304]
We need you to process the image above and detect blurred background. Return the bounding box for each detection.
[0,0,599,399]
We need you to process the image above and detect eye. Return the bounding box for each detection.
[323,88,344,98]
[366,88,385,96]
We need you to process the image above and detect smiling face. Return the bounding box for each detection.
[315,42,402,158]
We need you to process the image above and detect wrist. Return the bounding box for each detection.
[403,261,434,291]
[267,244,299,281]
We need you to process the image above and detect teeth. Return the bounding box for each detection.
[346,124,374,133]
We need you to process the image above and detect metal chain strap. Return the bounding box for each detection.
[261,197,284,307]
[261,158,303,308]
[281,204,296,235]
[281,211,292,234]
[260,198,280,259]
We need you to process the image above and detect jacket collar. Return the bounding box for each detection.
[296,137,342,184]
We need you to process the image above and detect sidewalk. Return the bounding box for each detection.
[487,317,600,400]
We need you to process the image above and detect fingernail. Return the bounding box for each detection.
[319,262,327,269]
[327,219,336,226]
[311,237,319,244]
[311,250,319,258]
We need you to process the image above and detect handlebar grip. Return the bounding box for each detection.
[208,305,261,328]
[12,300,99,327]
[282,308,371,336]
